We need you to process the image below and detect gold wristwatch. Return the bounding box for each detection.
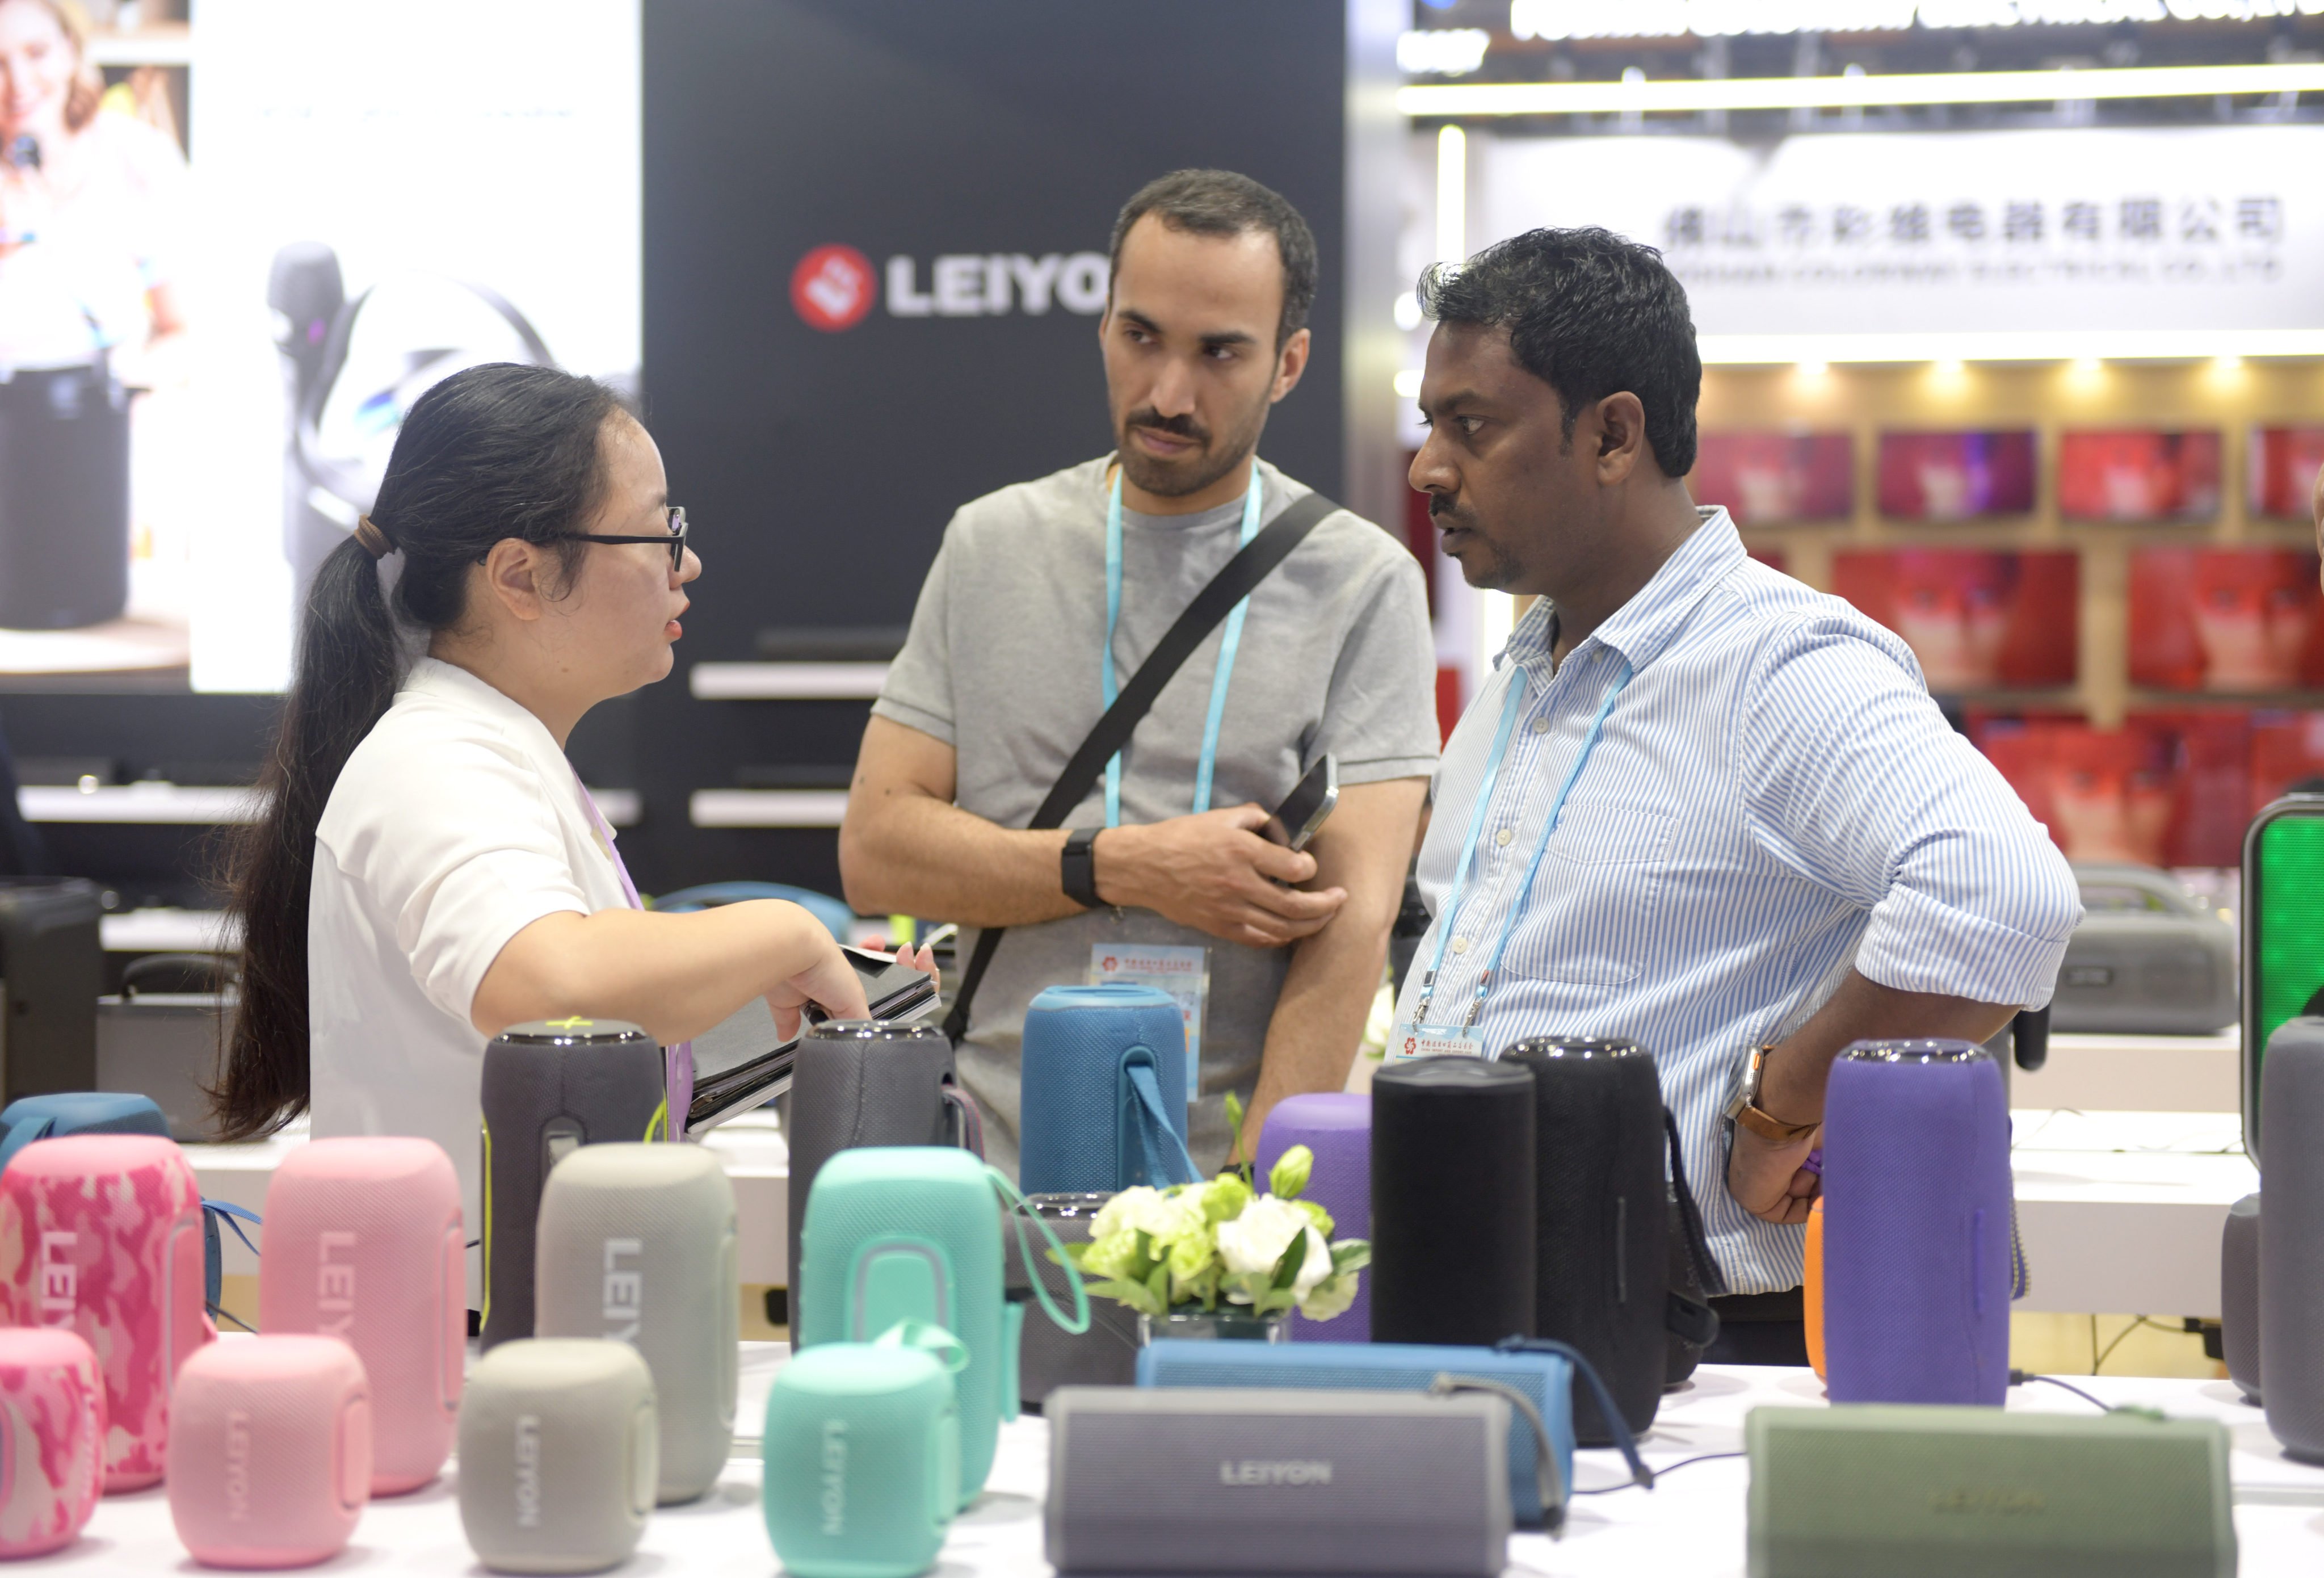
[1722,1044,1821,1145]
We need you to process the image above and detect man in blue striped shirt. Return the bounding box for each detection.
[1393,228,2082,1362]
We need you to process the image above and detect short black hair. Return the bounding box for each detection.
[1418,227,1700,478]
[1110,169,1318,349]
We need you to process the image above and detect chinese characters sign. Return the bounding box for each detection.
[1482,126,2319,335]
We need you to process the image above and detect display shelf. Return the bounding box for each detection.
[17,784,638,827]
[688,661,889,700]
[688,788,850,828]
[85,22,191,68]
[99,907,239,954]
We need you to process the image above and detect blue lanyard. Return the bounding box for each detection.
[1411,650,1634,1029]
[1102,464,1264,828]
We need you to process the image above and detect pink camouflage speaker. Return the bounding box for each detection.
[168,1336,372,1569]
[0,1328,104,1556]
[0,1133,215,1491]
[258,1137,463,1493]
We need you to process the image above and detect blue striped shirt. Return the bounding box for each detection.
[1394,509,2081,1295]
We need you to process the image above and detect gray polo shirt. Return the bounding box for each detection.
[874,454,1439,1176]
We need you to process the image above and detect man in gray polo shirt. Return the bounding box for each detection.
[840,169,1438,1175]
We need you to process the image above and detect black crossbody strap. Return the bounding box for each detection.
[942,489,1341,1044]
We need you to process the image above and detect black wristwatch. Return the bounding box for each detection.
[1061,828,1102,909]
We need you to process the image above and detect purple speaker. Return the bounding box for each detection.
[1821,1041,2013,1407]
[1255,1094,1370,1344]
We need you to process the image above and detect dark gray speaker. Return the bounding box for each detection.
[1044,1387,1511,1576]
[1501,1038,1665,1443]
[2222,1193,2259,1405]
[783,1021,963,1316]
[2261,1017,2324,1461]
[478,1019,665,1352]
[1371,1057,1536,1347]
[0,878,102,1101]
[1008,1193,1140,1409]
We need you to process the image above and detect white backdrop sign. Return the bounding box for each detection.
[1480,125,2318,336]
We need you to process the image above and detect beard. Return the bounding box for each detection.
[1430,493,1520,590]
[1117,389,1272,500]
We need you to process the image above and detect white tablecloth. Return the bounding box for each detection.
[37,1352,2324,1575]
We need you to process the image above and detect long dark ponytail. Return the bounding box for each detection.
[215,363,625,1140]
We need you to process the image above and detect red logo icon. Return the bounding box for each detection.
[1403,1037,1417,1056]
[1100,955,1118,972]
[791,245,875,332]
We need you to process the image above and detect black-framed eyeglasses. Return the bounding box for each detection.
[580,506,688,571]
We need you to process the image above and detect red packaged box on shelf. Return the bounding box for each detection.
[2057,430,2221,523]
[1972,711,2250,869]
[2249,427,2324,522]
[1876,431,2037,521]
[1832,549,2077,691]
[2128,548,2324,694]
[1690,432,1853,526]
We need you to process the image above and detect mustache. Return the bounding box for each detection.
[1428,492,1477,527]
[1124,408,1211,447]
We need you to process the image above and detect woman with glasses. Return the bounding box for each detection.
[216,362,926,1294]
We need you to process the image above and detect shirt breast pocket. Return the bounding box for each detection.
[1508,803,1676,987]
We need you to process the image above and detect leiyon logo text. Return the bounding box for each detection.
[792,247,1110,330]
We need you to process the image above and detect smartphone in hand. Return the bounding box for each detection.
[1262,755,1338,853]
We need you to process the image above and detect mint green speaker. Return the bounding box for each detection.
[763,1326,963,1578]
[796,1147,1085,1506]
[1746,1404,2235,1578]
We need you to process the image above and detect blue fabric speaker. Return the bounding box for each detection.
[1137,1338,1577,1527]
[1019,985,1199,1194]
[1822,1041,2016,1407]
[0,1091,168,1171]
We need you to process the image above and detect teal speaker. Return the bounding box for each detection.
[796,1147,1086,1506]
[1746,1404,2235,1578]
[763,1328,963,1578]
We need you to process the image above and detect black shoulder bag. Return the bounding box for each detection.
[941,490,1342,1044]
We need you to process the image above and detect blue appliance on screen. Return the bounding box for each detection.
[1019,984,1200,1194]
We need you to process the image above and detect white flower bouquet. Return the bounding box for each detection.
[1056,1094,1370,1322]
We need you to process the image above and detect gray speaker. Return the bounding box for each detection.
[783,1021,963,1314]
[2262,1017,2324,1461]
[456,1338,657,1575]
[479,1019,666,1351]
[1044,1387,1511,1576]
[1008,1193,1140,1409]
[2222,1193,2260,1404]
[533,1143,737,1504]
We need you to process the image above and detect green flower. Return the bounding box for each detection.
[1076,1228,1141,1282]
[1268,1144,1314,1202]
[1293,1198,1335,1241]
[1296,1270,1360,1323]
[1166,1221,1218,1282]
[1199,1173,1252,1225]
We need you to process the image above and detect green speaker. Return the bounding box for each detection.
[1746,1405,2235,1578]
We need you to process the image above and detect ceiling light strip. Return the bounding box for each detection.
[1399,61,2324,116]
[1695,330,2324,363]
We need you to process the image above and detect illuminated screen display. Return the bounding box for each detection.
[0,0,640,691]
[2250,807,2324,1147]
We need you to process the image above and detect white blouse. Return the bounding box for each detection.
[308,658,632,1302]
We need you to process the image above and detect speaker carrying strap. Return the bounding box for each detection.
[941,490,1343,1045]
[1429,1374,1567,1531]
[985,1165,1092,1335]
[1124,1059,1204,1188]
[940,1081,986,1159]
[1663,1107,1729,1302]
[1490,1337,1654,1489]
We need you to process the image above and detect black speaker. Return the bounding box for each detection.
[0,878,102,1100]
[1502,1038,1665,1443]
[1371,1057,1535,1348]
[1009,1193,1141,1409]
[0,363,131,631]
[783,1021,963,1313]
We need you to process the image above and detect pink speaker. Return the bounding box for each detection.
[258,1137,463,1494]
[167,1336,371,1569]
[0,1133,214,1491]
[0,1327,104,1556]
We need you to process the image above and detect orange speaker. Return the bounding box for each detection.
[1804,1197,1826,1380]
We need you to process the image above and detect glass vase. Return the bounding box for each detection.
[1138,1307,1288,1345]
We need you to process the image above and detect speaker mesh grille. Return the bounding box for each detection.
[1020,988,1185,1195]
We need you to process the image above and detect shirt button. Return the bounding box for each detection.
[1529,717,1551,735]
[1495,828,1514,847]
[1451,936,1470,954]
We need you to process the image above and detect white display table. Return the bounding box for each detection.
[36,1353,2324,1574]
